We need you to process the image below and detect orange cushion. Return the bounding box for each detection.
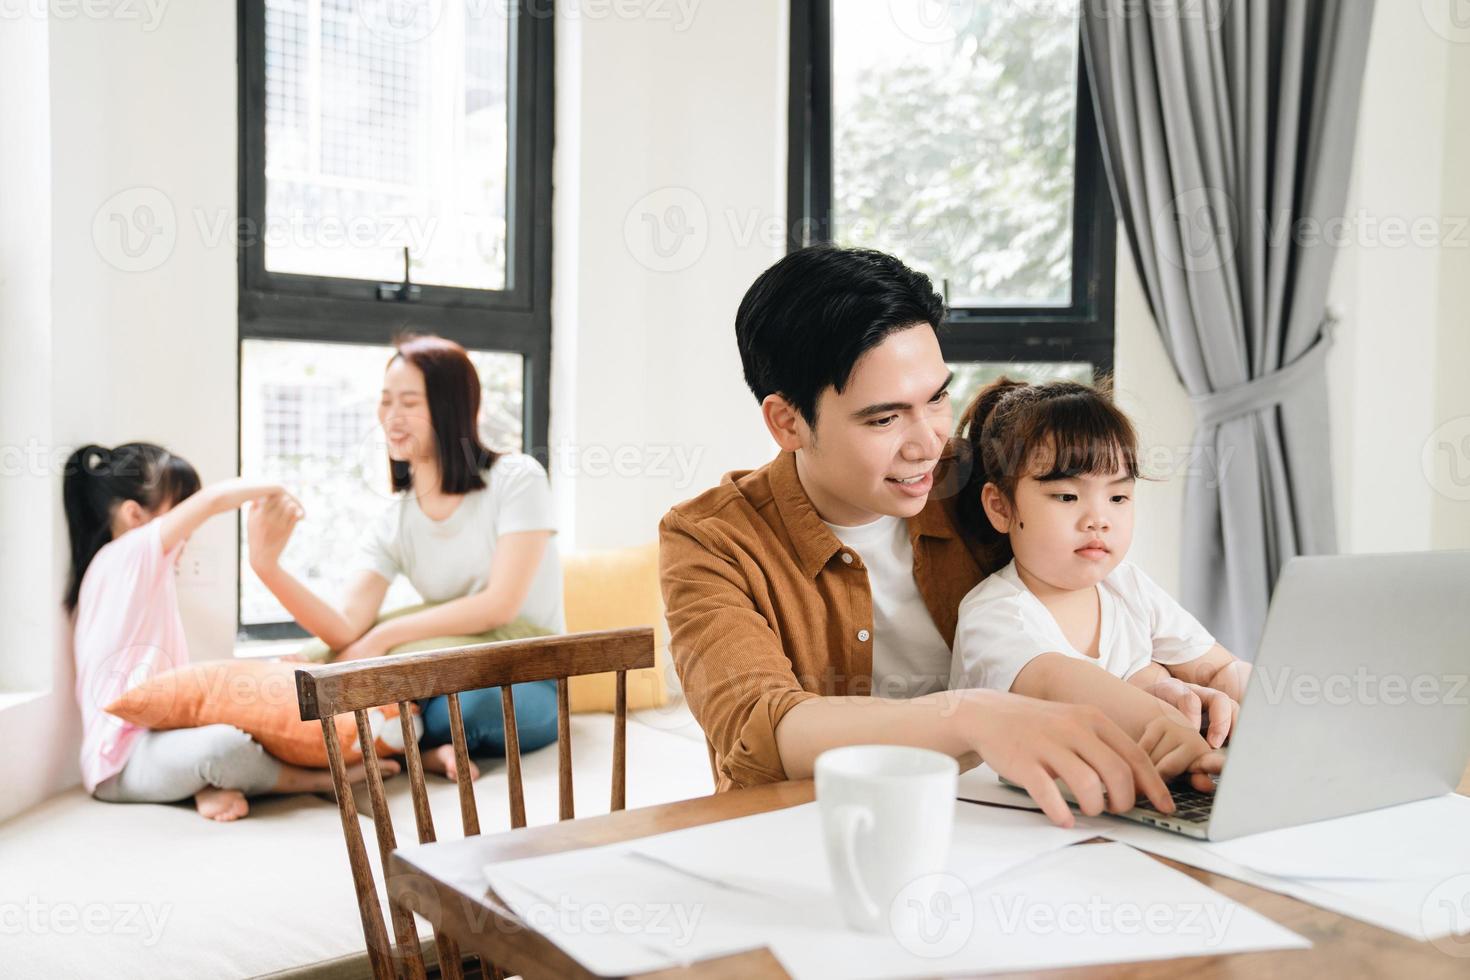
[105,660,414,768]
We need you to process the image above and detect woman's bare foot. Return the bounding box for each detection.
[421,744,480,782]
[195,787,250,822]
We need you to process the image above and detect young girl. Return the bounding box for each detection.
[948,379,1250,788]
[65,443,396,822]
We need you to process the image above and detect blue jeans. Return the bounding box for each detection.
[419,679,560,758]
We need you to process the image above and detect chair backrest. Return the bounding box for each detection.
[296,627,654,980]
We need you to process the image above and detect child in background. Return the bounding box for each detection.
[948,379,1250,791]
[64,443,396,822]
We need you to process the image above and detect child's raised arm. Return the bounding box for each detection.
[157,477,286,554]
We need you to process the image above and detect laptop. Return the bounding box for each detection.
[1001,551,1470,841]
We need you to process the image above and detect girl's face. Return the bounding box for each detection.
[982,461,1136,593]
[379,357,436,464]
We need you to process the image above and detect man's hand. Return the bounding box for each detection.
[964,692,1176,827]
[1142,677,1239,747]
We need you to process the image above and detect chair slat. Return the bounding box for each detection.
[500,686,527,830]
[557,678,574,821]
[355,710,427,980]
[297,628,654,719]
[446,693,481,837]
[612,670,627,812]
[398,701,437,845]
[320,717,395,980]
[300,629,657,977]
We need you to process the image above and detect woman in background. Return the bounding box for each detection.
[249,334,564,780]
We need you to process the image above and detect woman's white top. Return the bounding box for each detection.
[357,453,565,633]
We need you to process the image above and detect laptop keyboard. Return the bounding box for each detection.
[1136,786,1216,822]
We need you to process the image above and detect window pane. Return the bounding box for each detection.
[946,361,1094,431]
[831,1,1080,306]
[239,339,523,627]
[264,0,510,290]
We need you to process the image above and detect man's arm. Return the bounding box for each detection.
[659,512,1174,827]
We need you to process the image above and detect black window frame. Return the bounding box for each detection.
[788,0,1115,374]
[236,0,554,639]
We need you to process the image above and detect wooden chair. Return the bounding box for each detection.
[295,627,654,980]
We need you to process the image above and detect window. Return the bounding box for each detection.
[238,0,552,637]
[790,0,1116,398]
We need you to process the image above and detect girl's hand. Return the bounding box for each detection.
[1205,660,1252,703]
[1143,678,1239,748]
[1138,716,1224,787]
[333,628,392,663]
[247,492,304,571]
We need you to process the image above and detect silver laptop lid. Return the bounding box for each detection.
[1208,551,1470,840]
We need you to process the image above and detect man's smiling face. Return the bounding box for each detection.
[791,324,954,527]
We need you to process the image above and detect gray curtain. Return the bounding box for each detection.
[1082,0,1376,656]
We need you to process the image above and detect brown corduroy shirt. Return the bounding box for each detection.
[659,447,985,792]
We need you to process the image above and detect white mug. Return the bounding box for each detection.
[814,745,959,933]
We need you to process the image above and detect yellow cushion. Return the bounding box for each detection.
[562,542,669,713]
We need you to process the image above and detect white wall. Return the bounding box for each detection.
[550,1,783,552]
[0,2,239,822]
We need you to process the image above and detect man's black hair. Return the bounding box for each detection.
[734,244,947,425]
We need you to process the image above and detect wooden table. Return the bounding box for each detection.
[389,772,1470,979]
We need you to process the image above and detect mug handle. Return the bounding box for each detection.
[834,804,881,923]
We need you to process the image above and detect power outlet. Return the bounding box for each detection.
[175,546,218,588]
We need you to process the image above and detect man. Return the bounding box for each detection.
[659,245,1176,827]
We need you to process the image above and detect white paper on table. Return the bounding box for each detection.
[956,764,1043,811]
[487,836,1307,979]
[1075,797,1470,941]
[620,800,1095,900]
[1203,794,1470,880]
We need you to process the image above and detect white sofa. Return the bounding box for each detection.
[0,701,714,979]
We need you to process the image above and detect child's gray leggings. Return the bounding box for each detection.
[93,725,282,803]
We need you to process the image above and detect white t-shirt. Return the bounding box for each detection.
[825,514,952,699]
[357,453,566,633]
[949,559,1215,694]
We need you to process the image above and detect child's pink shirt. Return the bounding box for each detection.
[72,521,188,792]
